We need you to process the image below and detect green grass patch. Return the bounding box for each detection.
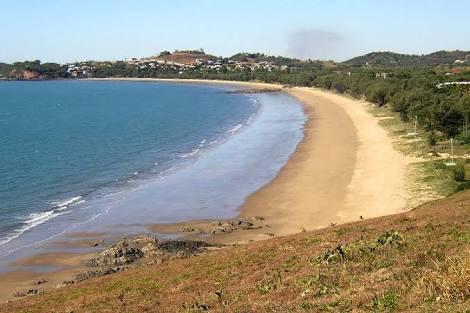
[416,161,463,196]
[371,289,400,312]
[447,228,470,244]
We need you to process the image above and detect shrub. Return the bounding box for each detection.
[453,163,466,182]
[427,132,437,146]
[371,289,400,312]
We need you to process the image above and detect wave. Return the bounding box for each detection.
[180,148,200,158]
[0,196,84,247]
[0,210,69,246]
[51,196,82,210]
[198,139,207,148]
[226,124,243,133]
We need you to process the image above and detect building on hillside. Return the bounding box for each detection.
[375,72,390,79]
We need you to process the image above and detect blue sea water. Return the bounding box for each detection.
[0,80,305,267]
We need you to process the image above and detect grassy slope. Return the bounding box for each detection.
[2,191,469,313]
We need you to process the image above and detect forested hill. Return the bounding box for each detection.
[344,50,470,67]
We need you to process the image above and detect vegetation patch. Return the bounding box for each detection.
[371,289,400,312]
[313,231,403,265]
[417,254,470,303]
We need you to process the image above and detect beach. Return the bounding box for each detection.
[0,80,413,301]
[150,80,412,243]
[242,87,410,235]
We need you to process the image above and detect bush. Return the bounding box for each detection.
[453,163,466,182]
[457,133,470,144]
[427,132,437,146]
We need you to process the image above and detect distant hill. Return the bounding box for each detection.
[0,63,12,77]
[344,50,470,67]
[147,50,218,65]
[229,52,303,66]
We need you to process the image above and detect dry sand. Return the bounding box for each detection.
[237,87,411,238]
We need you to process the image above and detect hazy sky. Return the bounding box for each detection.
[1,0,469,63]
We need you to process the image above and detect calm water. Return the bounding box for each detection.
[0,80,305,267]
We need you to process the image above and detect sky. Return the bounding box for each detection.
[1,0,469,64]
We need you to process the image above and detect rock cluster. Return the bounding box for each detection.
[51,235,213,290]
[13,289,40,298]
[181,217,264,236]
[86,241,144,267]
[75,266,127,282]
[33,278,46,285]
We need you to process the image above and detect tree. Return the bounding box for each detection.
[365,83,388,106]
[458,95,470,138]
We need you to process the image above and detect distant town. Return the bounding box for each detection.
[65,49,293,79]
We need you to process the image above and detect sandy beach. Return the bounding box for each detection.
[0,79,413,301]
[150,80,412,243]
[239,87,410,238]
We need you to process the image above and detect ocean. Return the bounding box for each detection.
[0,80,305,268]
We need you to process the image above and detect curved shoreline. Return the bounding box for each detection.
[240,87,411,239]
[239,88,358,235]
[90,78,412,239]
[0,79,413,302]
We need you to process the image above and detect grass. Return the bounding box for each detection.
[417,254,470,303]
[368,105,470,205]
[415,160,463,196]
[2,190,469,312]
[371,289,400,312]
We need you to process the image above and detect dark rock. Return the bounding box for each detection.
[75,267,126,282]
[116,240,129,247]
[181,226,196,232]
[55,280,75,288]
[207,218,257,235]
[156,240,211,256]
[86,246,143,267]
[13,289,39,297]
[33,278,46,285]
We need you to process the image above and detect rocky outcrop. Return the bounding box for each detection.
[156,240,211,257]
[86,242,143,267]
[180,217,264,236]
[13,289,40,298]
[86,236,212,268]
[52,236,215,288]
[75,266,128,282]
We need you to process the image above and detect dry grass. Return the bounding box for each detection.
[417,253,470,303]
[1,190,470,312]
